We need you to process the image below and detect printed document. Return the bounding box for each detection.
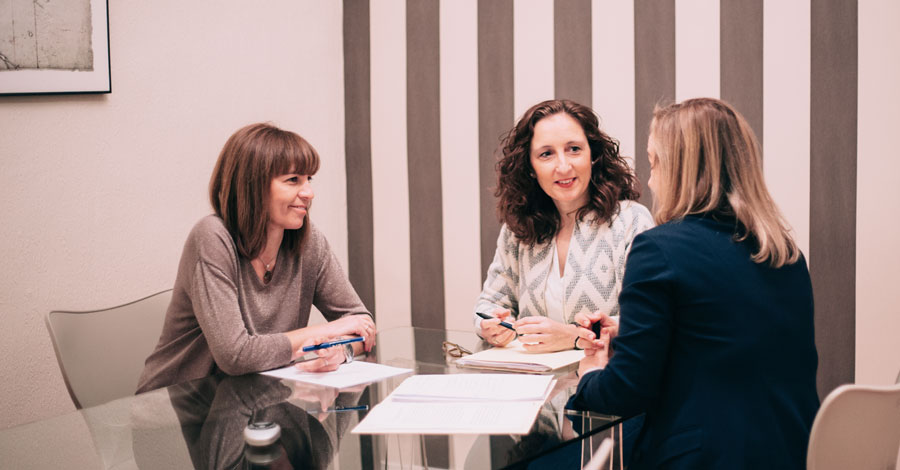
[352,374,555,435]
[261,361,412,389]
[455,340,584,372]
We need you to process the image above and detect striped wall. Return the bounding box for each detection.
[342,0,900,395]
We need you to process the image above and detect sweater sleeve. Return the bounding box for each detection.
[311,232,371,321]
[189,257,293,376]
[473,225,521,335]
[567,232,675,418]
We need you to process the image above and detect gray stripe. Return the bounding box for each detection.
[478,0,514,281]
[810,0,857,399]
[720,0,764,149]
[634,0,676,206]
[343,0,375,315]
[554,0,592,106]
[407,0,445,329]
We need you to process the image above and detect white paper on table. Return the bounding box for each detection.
[351,398,546,435]
[389,373,554,402]
[352,376,556,435]
[260,361,412,389]
[455,340,584,372]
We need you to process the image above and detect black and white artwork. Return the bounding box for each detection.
[0,0,110,95]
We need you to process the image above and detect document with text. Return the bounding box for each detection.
[352,374,555,435]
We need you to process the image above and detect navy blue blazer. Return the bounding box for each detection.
[568,215,819,469]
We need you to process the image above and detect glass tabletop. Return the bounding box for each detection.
[0,327,622,469]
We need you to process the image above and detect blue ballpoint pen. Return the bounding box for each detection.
[301,336,364,352]
[475,311,516,331]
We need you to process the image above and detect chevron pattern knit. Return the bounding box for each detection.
[474,200,654,329]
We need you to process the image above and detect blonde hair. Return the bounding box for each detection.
[648,98,799,267]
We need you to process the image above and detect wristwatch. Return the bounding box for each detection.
[343,343,355,364]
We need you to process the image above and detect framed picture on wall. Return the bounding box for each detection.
[0,0,110,95]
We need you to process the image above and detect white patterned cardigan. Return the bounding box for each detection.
[474,200,654,332]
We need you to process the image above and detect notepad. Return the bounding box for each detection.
[389,373,555,402]
[352,374,555,435]
[454,339,584,373]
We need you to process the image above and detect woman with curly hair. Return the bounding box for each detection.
[474,99,654,352]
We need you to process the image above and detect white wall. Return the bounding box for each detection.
[0,1,348,428]
[856,0,900,385]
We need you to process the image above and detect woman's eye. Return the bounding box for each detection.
[287,176,299,183]
[569,146,581,153]
[539,151,551,158]
[307,176,313,183]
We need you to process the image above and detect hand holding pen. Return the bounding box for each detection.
[293,336,352,373]
[476,309,517,347]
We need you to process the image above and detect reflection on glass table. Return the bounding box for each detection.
[0,327,623,469]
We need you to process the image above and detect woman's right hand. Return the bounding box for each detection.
[320,314,376,352]
[479,308,516,347]
[573,311,619,342]
[294,336,345,374]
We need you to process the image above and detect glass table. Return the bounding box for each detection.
[0,327,622,469]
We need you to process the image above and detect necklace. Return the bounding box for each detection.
[260,253,277,283]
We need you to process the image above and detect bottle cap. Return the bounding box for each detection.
[243,421,281,447]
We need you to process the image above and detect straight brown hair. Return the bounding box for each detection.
[649,98,799,267]
[209,123,320,260]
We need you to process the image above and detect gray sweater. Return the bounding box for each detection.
[136,215,369,393]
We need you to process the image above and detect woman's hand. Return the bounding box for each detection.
[293,336,346,373]
[479,308,517,347]
[577,330,611,378]
[515,316,595,353]
[573,311,619,342]
[320,314,376,352]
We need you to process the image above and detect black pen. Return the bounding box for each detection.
[475,311,516,331]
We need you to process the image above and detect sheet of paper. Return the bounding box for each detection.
[389,373,554,402]
[261,361,412,389]
[351,399,545,435]
[455,340,584,372]
[351,374,556,435]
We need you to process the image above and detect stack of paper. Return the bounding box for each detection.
[454,340,584,373]
[352,374,555,435]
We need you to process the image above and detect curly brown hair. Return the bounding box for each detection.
[495,99,640,245]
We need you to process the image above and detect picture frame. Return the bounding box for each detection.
[0,0,110,95]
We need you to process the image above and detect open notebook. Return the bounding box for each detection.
[455,339,584,373]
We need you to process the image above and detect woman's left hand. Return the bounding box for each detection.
[514,316,594,352]
[294,336,346,373]
[321,314,376,352]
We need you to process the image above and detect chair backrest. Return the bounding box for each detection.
[807,383,900,470]
[46,289,172,409]
[583,437,614,470]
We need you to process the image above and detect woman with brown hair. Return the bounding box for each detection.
[137,123,375,393]
[568,98,819,469]
[474,99,653,352]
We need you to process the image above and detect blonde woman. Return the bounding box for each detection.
[568,98,818,469]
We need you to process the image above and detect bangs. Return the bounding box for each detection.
[268,131,321,177]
